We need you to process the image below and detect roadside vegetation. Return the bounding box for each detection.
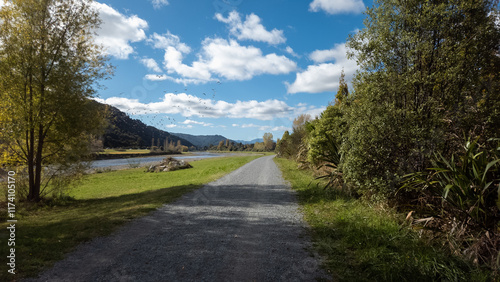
[276,0,499,278]
[0,155,261,280]
[275,157,490,281]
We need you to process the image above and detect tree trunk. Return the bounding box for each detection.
[27,128,36,201]
[27,71,38,201]
[33,124,44,202]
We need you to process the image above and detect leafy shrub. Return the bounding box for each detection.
[402,138,500,271]
[306,110,344,190]
[403,138,500,231]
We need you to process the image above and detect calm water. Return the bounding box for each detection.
[91,152,226,168]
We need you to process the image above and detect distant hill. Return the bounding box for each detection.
[170,133,231,148]
[233,138,264,145]
[96,102,194,149]
[171,133,265,148]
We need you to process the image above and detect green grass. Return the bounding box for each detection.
[0,155,261,281]
[274,157,491,281]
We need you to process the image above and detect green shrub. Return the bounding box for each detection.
[403,138,500,231]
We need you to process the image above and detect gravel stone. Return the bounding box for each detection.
[26,155,329,282]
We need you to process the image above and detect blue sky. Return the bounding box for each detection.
[92,0,371,141]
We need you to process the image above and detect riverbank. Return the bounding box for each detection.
[88,152,255,173]
[93,151,187,160]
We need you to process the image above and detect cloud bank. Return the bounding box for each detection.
[215,11,286,45]
[309,0,365,14]
[93,2,148,59]
[287,43,357,94]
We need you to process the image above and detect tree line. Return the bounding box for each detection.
[208,133,275,152]
[276,0,500,272]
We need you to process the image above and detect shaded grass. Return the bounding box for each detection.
[274,157,491,281]
[0,155,261,281]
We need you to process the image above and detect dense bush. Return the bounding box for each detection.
[343,0,500,196]
[277,0,500,273]
[403,138,499,231]
[401,138,500,269]
[275,115,311,162]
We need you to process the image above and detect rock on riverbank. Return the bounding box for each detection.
[146,157,193,172]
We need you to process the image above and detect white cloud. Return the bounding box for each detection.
[163,46,213,81]
[232,123,292,132]
[140,58,162,73]
[287,63,344,94]
[294,104,327,119]
[285,46,300,58]
[147,31,191,54]
[258,125,293,132]
[215,11,286,45]
[94,95,325,132]
[145,74,169,81]
[240,123,260,128]
[287,43,357,94]
[144,74,209,85]
[151,0,169,9]
[309,0,365,14]
[271,126,292,131]
[161,38,296,82]
[181,120,213,127]
[309,43,349,63]
[145,29,295,84]
[201,38,296,80]
[96,93,294,121]
[93,2,148,59]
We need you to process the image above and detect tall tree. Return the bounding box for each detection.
[263,132,274,151]
[217,140,224,151]
[334,69,348,106]
[275,131,291,158]
[343,0,500,194]
[308,73,349,166]
[0,0,111,201]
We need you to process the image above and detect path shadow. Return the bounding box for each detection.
[23,183,328,281]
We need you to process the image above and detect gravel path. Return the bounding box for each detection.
[28,155,328,282]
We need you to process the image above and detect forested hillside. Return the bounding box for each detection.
[96,102,194,149]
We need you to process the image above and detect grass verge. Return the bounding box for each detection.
[0,155,261,281]
[274,157,491,281]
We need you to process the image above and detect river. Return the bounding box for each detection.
[91,152,227,168]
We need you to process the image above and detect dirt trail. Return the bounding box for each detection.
[28,155,327,281]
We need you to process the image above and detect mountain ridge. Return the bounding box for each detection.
[95,101,195,149]
[169,133,233,148]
